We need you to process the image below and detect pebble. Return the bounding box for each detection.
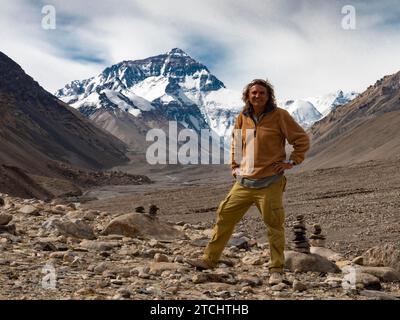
[293,280,308,292]
[154,253,169,262]
[271,283,288,291]
[0,213,12,225]
[19,205,40,215]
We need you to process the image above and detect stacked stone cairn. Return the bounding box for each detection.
[149,205,159,219]
[134,205,159,219]
[292,215,310,254]
[309,224,326,247]
[135,206,145,213]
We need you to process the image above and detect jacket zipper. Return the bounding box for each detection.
[250,110,272,137]
[251,117,258,138]
[247,107,276,138]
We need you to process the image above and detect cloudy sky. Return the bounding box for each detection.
[1,0,399,100]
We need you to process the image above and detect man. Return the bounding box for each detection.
[186,79,310,285]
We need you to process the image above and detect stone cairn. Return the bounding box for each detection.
[135,206,145,213]
[309,224,326,247]
[292,215,310,254]
[134,205,159,219]
[149,205,159,219]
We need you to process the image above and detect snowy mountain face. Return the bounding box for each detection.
[55,48,242,146]
[305,90,359,117]
[280,90,359,128]
[281,100,322,128]
[56,48,358,150]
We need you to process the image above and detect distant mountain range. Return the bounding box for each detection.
[55,48,359,152]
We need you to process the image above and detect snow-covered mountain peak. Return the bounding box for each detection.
[279,90,359,128]
[167,48,190,57]
[284,99,313,112]
[55,48,226,106]
[280,99,322,128]
[55,49,238,142]
[305,90,359,116]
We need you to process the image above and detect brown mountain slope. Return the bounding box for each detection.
[0,51,129,175]
[89,108,162,153]
[301,71,400,170]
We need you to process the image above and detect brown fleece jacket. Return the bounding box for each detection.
[231,107,310,179]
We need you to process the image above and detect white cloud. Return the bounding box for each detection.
[1,0,400,99]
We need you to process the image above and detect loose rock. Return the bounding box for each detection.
[0,213,12,225]
[285,250,341,273]
[19,205,40,215]
[42,218,96,240]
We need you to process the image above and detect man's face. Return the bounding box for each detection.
[249,84,269,109]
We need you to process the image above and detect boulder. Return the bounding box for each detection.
[101,213,186,241]
[342,265,400,282]
[362,244,400,273]
[284,250,341,273]
[342,266,383,290]
[360,290,399,300]
[42,218,96,240]
[19,205,39,215]
[359,266,400,282]
[343,272,381,290]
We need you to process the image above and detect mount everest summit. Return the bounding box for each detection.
[55,48,242,151]
[55,48,358,150]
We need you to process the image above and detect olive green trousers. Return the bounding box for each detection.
[203,175,287,273]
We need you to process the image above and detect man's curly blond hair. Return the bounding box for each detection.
[242,79,278,114]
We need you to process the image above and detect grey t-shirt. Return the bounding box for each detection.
[236,173,283,189]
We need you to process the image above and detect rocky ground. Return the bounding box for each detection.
[0,159,399,300]
[85,158,400,258]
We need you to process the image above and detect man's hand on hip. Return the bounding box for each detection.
[272,161,294,174]
[232,168,241,178]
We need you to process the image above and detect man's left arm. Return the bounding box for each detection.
[279,109,310,165]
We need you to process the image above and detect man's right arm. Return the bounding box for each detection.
[230,113,243,176]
